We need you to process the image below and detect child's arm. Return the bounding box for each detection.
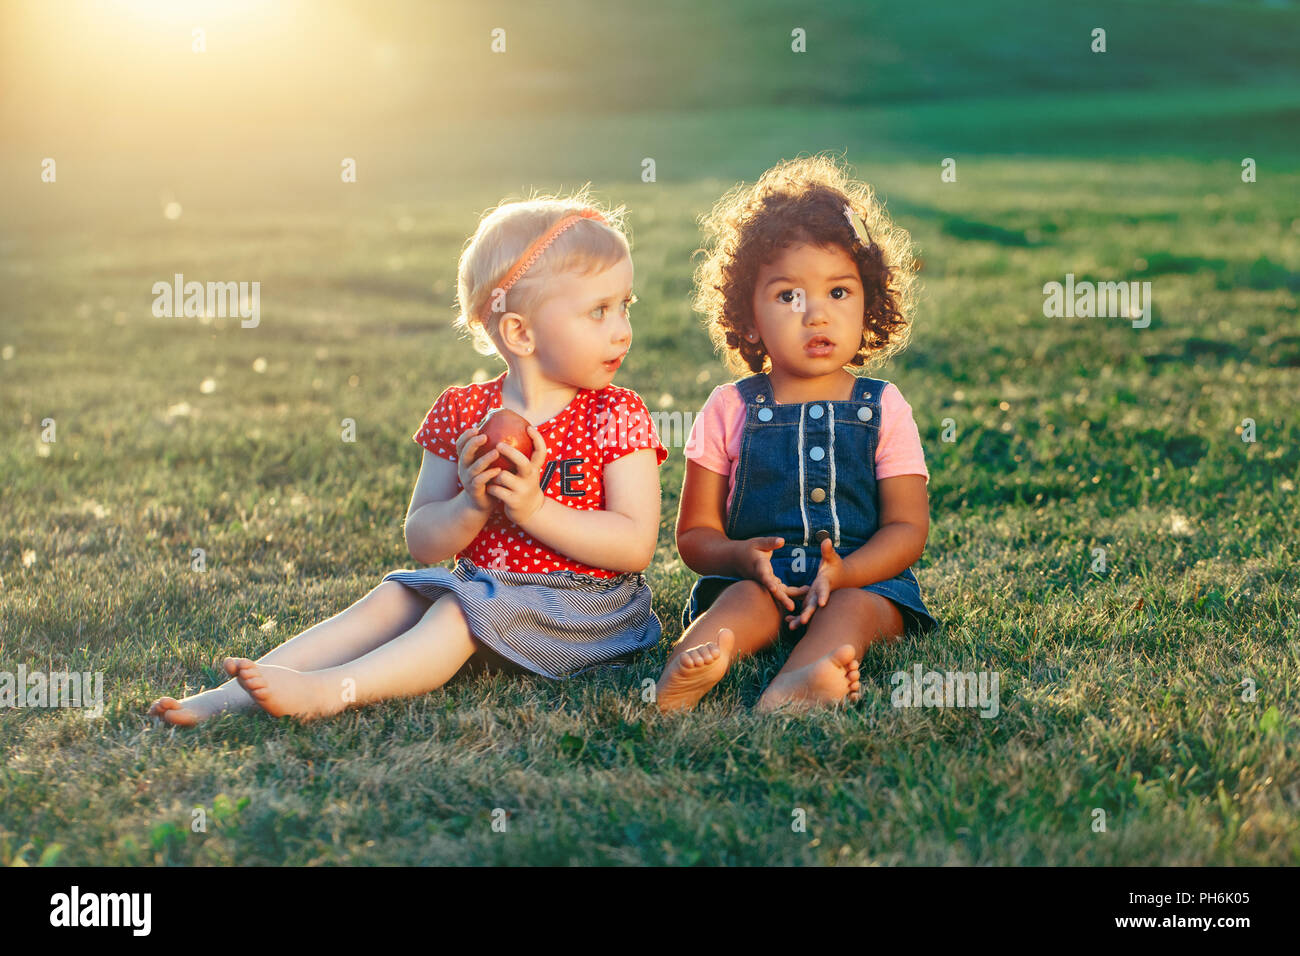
[487,427,661,573]
[402,429,503,565]
[836,474,929,584]
[785,474,930,628]
[675,460,808,612]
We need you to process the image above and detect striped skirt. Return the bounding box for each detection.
[381,560,662,679]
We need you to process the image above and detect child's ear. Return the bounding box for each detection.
[497,312,535,357]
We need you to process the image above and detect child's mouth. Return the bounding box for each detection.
[603,354,625,371]
[804,336,835,356]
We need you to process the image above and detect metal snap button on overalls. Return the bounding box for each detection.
[809,404,824,419]
[758,407,773,421]
[857,406,872,421]
[810,487,826,503]
[814,529,831,543]
[809,446,825,461]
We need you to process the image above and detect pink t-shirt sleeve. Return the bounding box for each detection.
[875,383,929,483]
[684,384,744,476]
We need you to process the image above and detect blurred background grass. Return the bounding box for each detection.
[1,0,1297,865]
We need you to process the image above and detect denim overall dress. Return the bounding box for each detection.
[682,372,939,636]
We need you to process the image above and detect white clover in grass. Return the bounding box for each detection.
[81,499,110,520]
[252,357,267,373]
[22,549,36,568]
[1,345,13,360]
[199,378,216,394]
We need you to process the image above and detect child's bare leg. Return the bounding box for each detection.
[655,579,783,712]
[149,581,432,725]
[230,593,476,720]
[757,589,903,712]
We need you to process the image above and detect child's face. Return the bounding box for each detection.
[531,255,635,391]
[750,242,864,377]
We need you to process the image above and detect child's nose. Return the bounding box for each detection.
[613,311,633,344]
[803,300,829,324]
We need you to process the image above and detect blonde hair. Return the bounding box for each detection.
[453,187,631,357]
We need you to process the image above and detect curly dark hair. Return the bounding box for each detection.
[693,153,919,376]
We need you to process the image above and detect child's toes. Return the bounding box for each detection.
[148,697,178,716]
[226,657,256,680]
[829,644,857,669]
[235,667,266,692]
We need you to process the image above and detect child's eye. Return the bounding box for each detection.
[594,294,637,320]
[777,290,795,304]
[830,286,851,299]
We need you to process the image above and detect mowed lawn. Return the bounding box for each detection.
[3,96,1299,862]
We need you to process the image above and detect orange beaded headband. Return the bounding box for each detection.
[485,208,608,319]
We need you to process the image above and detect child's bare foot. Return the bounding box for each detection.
[148,686,253,726]
[148,663,255,726]
[655,627,736,712]
[757,644,861,713]
[228,658,343,720]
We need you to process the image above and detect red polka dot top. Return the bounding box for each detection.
[411,371,669,579]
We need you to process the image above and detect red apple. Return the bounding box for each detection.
[473,407,534,474]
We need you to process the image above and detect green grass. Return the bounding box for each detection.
[2,0,1298,865]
